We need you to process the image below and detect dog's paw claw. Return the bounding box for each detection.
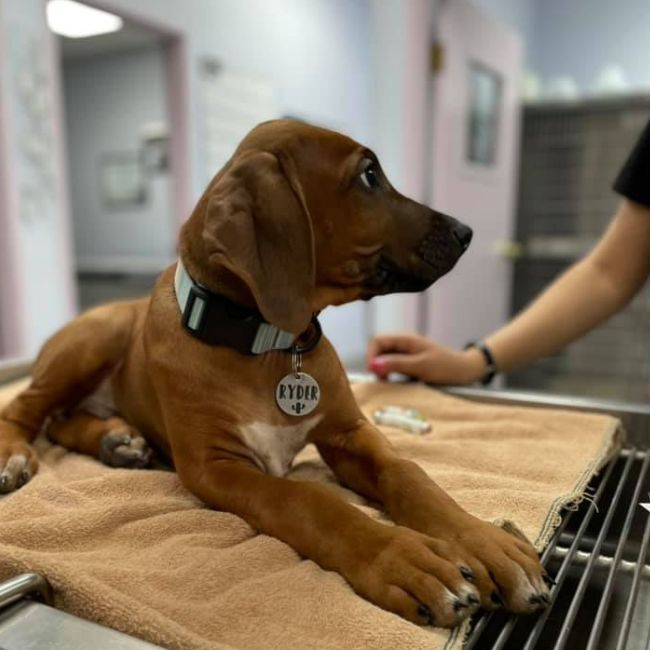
[100,429,152,469]
[490,590,504,607]
[417,604,434,626]
[460,565,475,582]
[0,431,38,494]
[529,593,550,608]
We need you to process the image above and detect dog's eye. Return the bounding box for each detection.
[360,164,380,189]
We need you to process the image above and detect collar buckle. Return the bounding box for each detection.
[180,282,211,334]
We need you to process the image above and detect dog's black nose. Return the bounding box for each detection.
[452,224,473,251]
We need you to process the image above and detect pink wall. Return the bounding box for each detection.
[47,26,78,319]
[402,0,433,204]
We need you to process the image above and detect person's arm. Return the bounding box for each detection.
[485,199,650,373]
[368,199,650,383]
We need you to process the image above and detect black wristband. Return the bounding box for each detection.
[464,341,497,385]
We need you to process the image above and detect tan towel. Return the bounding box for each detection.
[0,380,622,650]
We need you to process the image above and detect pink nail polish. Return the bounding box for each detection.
[369,358,385,372]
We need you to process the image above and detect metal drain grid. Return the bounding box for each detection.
[464,448,650,650]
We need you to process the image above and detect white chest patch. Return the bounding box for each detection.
[240,414,323,477]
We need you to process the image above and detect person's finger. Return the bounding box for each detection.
[366,334,425,366]
[368,357,390,379]
[366,338,383,366]
[369,353,424,379]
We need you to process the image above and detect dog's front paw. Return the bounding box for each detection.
[0,427,38,493]
[100,428,152,469]
[350,526,480,627]
[442,516,551,614]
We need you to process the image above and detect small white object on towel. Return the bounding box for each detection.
[373,406,431,434]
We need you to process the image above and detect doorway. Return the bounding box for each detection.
[53,3,188,310]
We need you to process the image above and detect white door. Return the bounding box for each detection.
[424,0,522,348]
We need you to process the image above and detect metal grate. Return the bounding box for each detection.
[509,96,650,403]
[464,448,650,649]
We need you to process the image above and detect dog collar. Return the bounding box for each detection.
[174,260,320,355]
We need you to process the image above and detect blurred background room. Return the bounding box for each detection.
[1,0,649,401]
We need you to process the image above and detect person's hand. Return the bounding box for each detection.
[366,333,486,385]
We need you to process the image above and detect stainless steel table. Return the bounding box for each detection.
[0,574,162,649]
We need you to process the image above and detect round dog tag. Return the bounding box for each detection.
[276,372,320,416]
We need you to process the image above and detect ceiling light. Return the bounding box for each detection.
[46,0,123,39]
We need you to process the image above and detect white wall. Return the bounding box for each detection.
[0,0,76,356]
[63,45,174,270]
[476,0,650,96]
[530,0,650,95]
[471,0,650,96]
[97,0,372,202]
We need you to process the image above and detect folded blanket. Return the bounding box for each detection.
[0,380,622,650]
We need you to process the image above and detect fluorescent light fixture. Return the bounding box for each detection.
[46,0,123,39]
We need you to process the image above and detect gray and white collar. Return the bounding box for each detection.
[174,259,304,355]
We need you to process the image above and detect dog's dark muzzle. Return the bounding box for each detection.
[417,212,472,273]
[364,212,472,297]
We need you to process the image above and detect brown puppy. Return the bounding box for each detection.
[0,120,549,627]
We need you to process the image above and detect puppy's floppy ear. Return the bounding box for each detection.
[202,151,315,334]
